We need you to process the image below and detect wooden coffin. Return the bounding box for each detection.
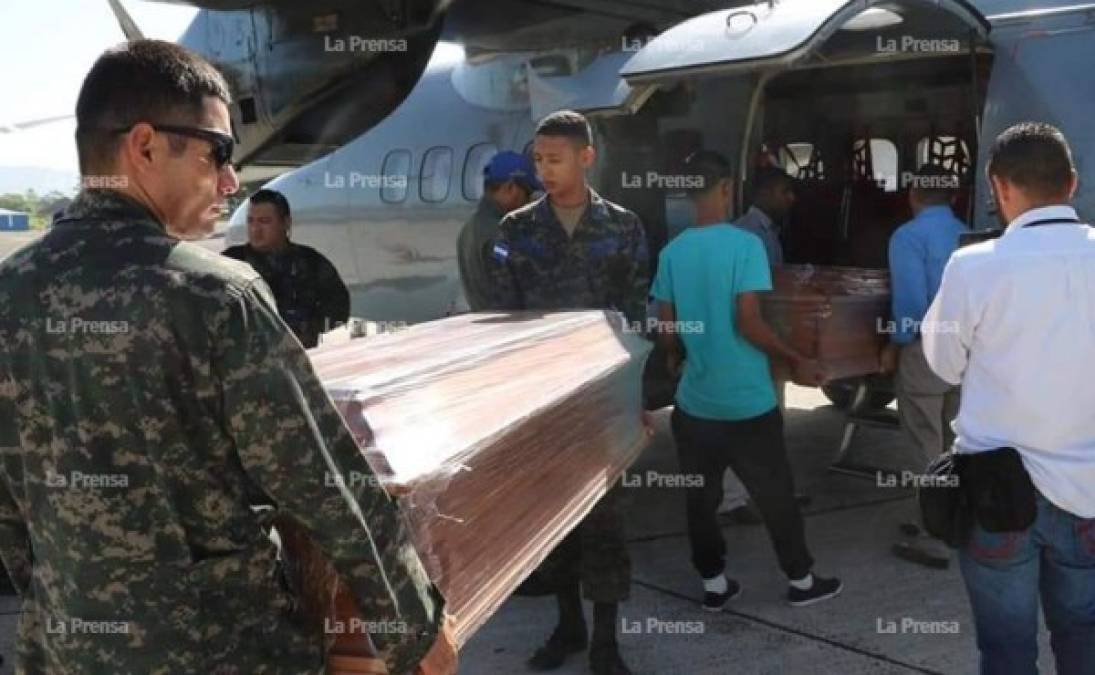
[761,265,891,385]
[280,311,652,673]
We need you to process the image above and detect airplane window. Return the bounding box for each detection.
[915,136,970,176]
[381,150,412,203]
[463,143,499,201]
[854,139,899,192]
[421,147,454,203]
[778,143,824,180]
[871,139,898,191]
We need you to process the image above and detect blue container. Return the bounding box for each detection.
[0,211,30,231]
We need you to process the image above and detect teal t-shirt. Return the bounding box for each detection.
[650,224,777,421]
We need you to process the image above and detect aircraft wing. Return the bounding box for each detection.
[0,115,74,134]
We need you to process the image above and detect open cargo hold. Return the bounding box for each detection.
[278,311,652,673]
[761,265,890,386]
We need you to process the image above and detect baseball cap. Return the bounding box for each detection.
[484,151,543,192]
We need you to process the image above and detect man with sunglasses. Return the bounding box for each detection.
[0,40,454,674]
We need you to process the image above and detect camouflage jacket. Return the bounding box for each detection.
[487,189,650,324]
[0,190,443,674]
[222,242,350,349]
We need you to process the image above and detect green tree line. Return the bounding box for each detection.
[0,190,74,229]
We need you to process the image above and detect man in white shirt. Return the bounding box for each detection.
[922,122,1095,675]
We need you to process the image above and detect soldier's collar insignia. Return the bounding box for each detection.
[587,189,610,222]
[57,189,166,233]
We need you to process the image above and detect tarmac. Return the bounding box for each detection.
[0,230,1056,674]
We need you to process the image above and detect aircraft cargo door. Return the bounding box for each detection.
[620,0,990,86]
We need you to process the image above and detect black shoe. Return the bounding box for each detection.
[589,644,632,675]
[722,504,763,525]
[898,522,923,537]
[527,623,588,671]
[701,578,742,612]
[515,570,558,597]
[787,576,843,607]
[892,541,950,570]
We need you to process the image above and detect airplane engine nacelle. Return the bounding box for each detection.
[181,0,447,171]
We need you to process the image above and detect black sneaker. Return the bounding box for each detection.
[898,521,923,537]
[722,504,763,525]
[787,576,842,607]
[701,578,743,612]
[589,644,633,675]
[527,623,588,671]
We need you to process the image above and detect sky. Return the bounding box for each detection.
[0,1,200,175]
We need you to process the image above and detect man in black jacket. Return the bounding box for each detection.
[224,189,350,347]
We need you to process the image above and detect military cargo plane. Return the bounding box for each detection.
[214,0,1093,357]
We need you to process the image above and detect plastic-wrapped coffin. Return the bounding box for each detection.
[280,310,652,671]
[762,265,892,385]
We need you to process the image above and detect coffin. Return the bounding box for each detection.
[278,311,652,673]
[761,265,891,385]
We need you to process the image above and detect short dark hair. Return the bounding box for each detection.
[987,122,1074,199]
[910,163,959,204]
[75,40,232,174]
[754,166,794,194]
[249,189,291,220]
[683,150,733,197]
[485,178,530,195]
[535,110,592,147]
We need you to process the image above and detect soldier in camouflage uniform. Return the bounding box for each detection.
[0,40,452,675]
[488,110,649,675]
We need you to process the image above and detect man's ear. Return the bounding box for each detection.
[1067,169,1079,200]
[721,177,734,203]
[124,123,158,175]
[989,173,1009,206]
[580,144,596,169]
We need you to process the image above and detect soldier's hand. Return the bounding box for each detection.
[641,410,656,439]
[415,616,458,675]
[666,351,684,380]
[879,343,900,375]
[793,357,827,386]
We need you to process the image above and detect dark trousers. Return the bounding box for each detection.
[671,406,813,580]
[538,487,631,603]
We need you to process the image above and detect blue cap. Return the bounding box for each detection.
[484,151,543,192]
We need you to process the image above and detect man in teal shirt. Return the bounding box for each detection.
[650,150,842,611]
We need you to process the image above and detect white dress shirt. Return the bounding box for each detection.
[922,205,1095,518]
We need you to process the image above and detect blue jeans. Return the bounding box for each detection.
[960,491,1095,675]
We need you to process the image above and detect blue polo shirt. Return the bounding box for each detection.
[651,224,777,421]
[888,205,969,344]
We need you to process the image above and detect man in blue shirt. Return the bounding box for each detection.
[651,150,842,611]
[882,164,968,569]
[732,166,796,266]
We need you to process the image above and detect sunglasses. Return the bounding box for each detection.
[108,124,235,168]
